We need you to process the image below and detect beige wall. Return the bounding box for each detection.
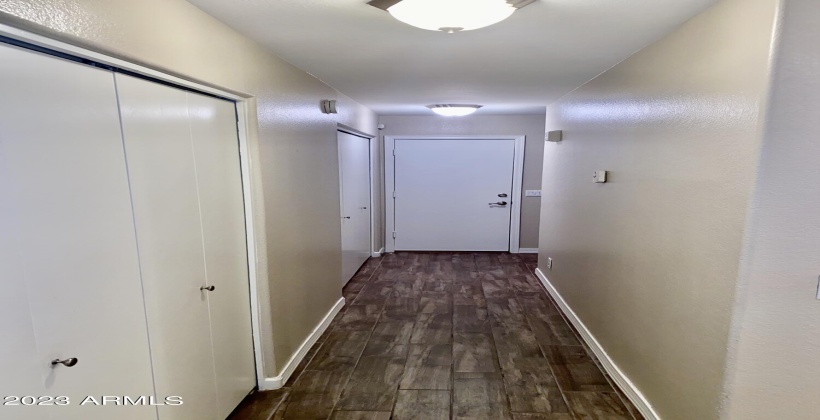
[0,0,377,378]
[537,0,780,417]
[721,0,820,418]
[379,114,547,249]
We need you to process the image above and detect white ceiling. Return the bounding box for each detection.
[188,0,716,115]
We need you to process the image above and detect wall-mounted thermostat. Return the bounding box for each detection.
[593,171,608,183]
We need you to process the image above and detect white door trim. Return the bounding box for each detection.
[0,24,267,389]
[384,135,526,254]
[337,126,378,259]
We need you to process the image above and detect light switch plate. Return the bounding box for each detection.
[525,190,542,197]
[547,258,553,270]
[593,171,608,183]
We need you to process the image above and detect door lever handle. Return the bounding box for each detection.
[52,358,78,367]
[489,201,508,206]
[200,285,215,292]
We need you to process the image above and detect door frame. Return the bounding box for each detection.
[384,135,526,254]
[336,127,378,284]
[338,125,379,258]
[0,24,267,389]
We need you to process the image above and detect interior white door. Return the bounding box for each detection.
[116,74,219,420]
[394,139,516,251]
[186,92,256,418]
[0,44,155,419]
[338,131,372,285]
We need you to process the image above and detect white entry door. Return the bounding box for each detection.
[338,131,372,285]
[393,139,517,251]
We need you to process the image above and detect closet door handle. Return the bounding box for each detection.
[51,358,78,367]
[200,285,215,292]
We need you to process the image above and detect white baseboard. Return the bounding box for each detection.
[518,248,539,254]
[259,297,345,390]
[534,268,660,420]
[372,247,385,258]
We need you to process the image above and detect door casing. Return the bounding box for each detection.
[384,135,526,254]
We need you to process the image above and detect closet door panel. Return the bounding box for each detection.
[0,45,155,419]
[0,146,47,420]
[116,75,218,420]
[187,93,255,418]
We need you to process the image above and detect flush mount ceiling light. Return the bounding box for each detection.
[368,0,536,33]
[427,104,483,117]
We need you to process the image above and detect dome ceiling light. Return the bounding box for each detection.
[367,0,536,33]
[427,104,483,117]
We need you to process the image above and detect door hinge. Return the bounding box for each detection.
[392,231,397,239]
[392,191,396,198]
[392,148,396,156]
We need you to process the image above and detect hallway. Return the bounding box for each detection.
[230,253,640,419]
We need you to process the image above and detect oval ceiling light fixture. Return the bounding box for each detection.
[368,0,535,33]
[427,104,483,117]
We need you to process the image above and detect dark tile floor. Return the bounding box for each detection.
[229,252,642,420]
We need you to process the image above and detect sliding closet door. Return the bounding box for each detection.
[187,93,255,418]
[0,44,155,419]
[116,75,218,420]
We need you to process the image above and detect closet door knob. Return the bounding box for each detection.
[200,285,215,292]
[51,358,78,367]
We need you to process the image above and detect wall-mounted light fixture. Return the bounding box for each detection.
[321,100,338,114]
[427,104,482,117]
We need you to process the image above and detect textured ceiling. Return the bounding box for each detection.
[187,0,716,115]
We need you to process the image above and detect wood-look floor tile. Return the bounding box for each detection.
[512,413,574,420]
[383,297,420,322]
[336,355,407,411]
[454,269,481,284]
[563,392,631,419]
[286,341,324,387]
[227,389,289,420]
[499,357,568,415]
[393,390,450,420]
[527,316,581,347]
[400,344,452,390]
[546,346,613,392]
[334,304,382,331]
[493,322,543,357]
[453,377,511,420]
[351,284,393,305]
[362,321,413,357]
[423,277,454,292]
[308,331,369,371]
[453,283,486,306]
[410,312,452,344]
[508,274,544,294]
[419,291,452,314]
[453,305,490,333]
[480,273,514,299]
[453,371,503,380]
[277,389,339,420]
[392,277,425,298]
[453,332,499,373]
[474,253,501,270]
[330,411,392,420]
[487,297,529,329]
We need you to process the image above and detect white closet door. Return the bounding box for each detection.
[187,92,255,418]
[116,75,218,420]
[0,44,155,419]
[338,132,372,285]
